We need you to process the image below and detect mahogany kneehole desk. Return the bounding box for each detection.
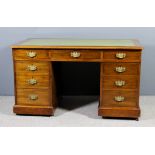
[12,39,143,119]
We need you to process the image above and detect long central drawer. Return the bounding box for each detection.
[49,50,101,61]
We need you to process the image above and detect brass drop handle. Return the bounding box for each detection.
[27,78,37,85]
[27,51,37,58]
[114,96,125,102]
[27,65,37,71]
[115,80,125,87]
[115,66,126,73]
[29,95,38,100]
[71,51,80,58]
[116,53,126,59]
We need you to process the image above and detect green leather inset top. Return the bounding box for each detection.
[19,39,137,47]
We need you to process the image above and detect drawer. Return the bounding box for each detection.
[101,90,138,107]
[102,75,139,90]
[49,50,101,61]
[103,50,141,62]
[102,63,140,75]
[13,49,49,60]
[16,75,49,88]
[16,89,50,106]
[15,61,50,75]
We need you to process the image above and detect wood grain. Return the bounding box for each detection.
[102,63,140,75]
[13,49,49,60]
[16,75,49,88]
[102,75,139,90]
[16,88,51,106]
[49,49,101,61]
[103,50,141,62]
[100,90,138,107]
[98,107,140,118]
[13,105,54,116]
[15,61,50,75]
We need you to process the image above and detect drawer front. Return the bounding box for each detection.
[101,90,138,107]
[50,50,101,61]
[13,49,49,60]
[103,51,141,62]
[16,75,49,88]
[102,75,139,89]
[16,89,50,106]
[15,61,50,75]
[102,63,140,75]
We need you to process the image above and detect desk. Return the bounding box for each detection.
[12,39,143,119]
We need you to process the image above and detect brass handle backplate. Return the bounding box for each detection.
[27,79,37,85]
[115,66,126,73]
[115,53,126,59]
[29,95,38,100]
[71,51,81,58]
[115,80,125,87]
[27,65,37,71]
[114,96,125,102]
[27,51,37,58]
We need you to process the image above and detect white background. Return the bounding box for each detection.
[0,0,155,155]
[0,0,155,27]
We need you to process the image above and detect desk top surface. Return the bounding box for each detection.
[12,39,143,50]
